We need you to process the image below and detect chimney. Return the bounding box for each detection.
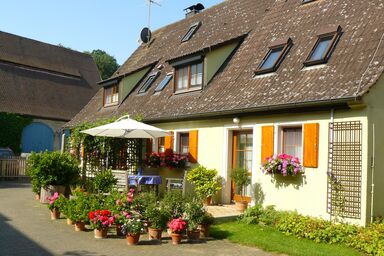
[184,3,205,18]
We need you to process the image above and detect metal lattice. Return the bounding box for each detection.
[327,121,362,219]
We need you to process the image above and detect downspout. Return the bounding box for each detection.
[60,133,66,154]
[329,108,334,221]
[370,123,376,223]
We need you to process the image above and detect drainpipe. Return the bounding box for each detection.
[329,109,334,221]
[60,133,66,154]
[370,124,376,223]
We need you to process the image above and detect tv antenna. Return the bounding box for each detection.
[146,0,161,30]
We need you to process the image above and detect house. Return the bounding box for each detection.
[66,0,384,226]
[0,31,100,153]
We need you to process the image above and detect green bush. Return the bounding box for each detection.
[67,192,93,223]
[348,223,384,255]
[184,198,205,230]
[133,192,158,217]
[145,205,171,230]
[230,168,251,199]
[27,151,80,189]
[93,169,117,193]
[187,165,222,200]
[160,190,185,218]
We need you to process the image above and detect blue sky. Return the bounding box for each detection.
[0,0,223,64]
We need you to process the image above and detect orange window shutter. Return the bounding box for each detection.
[261,126,274,164]
[164,132,174,154]
[146,139,153,155]
[189,130,199,163]
[303,123,319,168]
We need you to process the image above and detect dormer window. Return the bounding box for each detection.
[255,38,293,75]
[155,74,173,92]
[139,72,160,94]
[175,61,203,93]
[181,22,201,42]
[104,84,119,107]
[304,26,342,66]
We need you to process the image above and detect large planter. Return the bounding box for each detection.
[74,222,86,232]
[126,233,140,246]
[235,201,248,212]
[171,233,183,245]
[198,224,210,238]
[50,209,60,220]
[148,228,162,241]
[187,229,200,241]
[94,228,108,239]
[40,185,65,204]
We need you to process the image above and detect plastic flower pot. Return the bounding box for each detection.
[148,228,163,241]
[126,233,140,246]
[94,228,108,239]
[171,233,182,245]
[50,209,60,220]
[187,229,200,242]
[74,222,86,232]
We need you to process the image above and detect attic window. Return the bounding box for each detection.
[175,61,203,93]
[139,72,159,94]
[304,26,342,66]
[104,85,119,107]
[181,22,201,42]
[255,38,293,75]
[155,74,173,92]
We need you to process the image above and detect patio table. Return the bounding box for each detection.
[128,175,162,193]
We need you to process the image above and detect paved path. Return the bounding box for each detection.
[0,182,273,256]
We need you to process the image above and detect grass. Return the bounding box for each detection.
[211,222,362,256]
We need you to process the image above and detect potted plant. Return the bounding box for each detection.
[68,193,91,231]
[121,214,143,246]
[198,212,214,238]
[145,206,171,241]
[93,169,118,194]
[261,154,303,176]
[89,210,115,239]
[26,151,80,204]
[184,199,205,241]
[47,192,64,220]
[168,218,187,245]
[231,168,251,212]
[187,165,222,205]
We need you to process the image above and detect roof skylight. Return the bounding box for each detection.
[181,22,201,42]
[139,72,159,94]
[155,74,173,92]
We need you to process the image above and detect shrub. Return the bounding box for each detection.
[184,198,205,231]
[160,190,185,218]
[145,206,171,230]
[93,169,117,193]
[67,193,93,223]
[230,168,251,200]
[187,165,222,200]
[133,192,158,217]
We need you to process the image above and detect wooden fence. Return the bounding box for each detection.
[0,157,27,178]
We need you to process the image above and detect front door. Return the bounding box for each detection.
[231,130,252,202]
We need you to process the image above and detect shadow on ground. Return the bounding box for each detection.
[0,181,31,189]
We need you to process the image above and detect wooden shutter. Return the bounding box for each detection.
[303,123,319,168]
[189,130,199,163]
[261,126,274,164]
[164,132,174,155]
[146,139,153,155]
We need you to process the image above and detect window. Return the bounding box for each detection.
[139,72,159,94]
[155,74,173,92]
[104,85,119,106]
[304,26,342,66]
[255,38,292,75]
[175,61,203,92]
[181,22,201,42]
[302,0,317,4]
[158,137,165,153]
[281,127,303,158]
[179,133,189,154]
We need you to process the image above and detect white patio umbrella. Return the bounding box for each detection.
[81,115,170,139]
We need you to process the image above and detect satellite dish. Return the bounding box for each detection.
[140,27,152,43]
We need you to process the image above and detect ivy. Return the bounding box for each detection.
[0,113,32,154]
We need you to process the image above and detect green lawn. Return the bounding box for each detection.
[211,222,362,256]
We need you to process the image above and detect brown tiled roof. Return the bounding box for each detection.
[66,0,384,127]
[0,31,100,121]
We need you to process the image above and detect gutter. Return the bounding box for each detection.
[144,96,362,124]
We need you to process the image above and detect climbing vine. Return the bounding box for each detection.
[0,113,32,154]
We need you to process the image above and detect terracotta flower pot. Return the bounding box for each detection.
[50,209,60,220]
[171,233,182,245]
[67,218,74,225]
[74,222,86,232]
[116,225,124,236]
[235,201,248,212]
[35,194,40,200]
[198,224,210,238]
[126,233,140,246]
[187,229,200,241]
[148,228,162,241]
[94,228,108,239]
[203,196,212,206]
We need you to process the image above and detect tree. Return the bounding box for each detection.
[85,49,119,80]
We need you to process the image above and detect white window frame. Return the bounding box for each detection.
[274,122,304,161]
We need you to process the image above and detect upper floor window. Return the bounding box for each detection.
[104,85,119,106]
[255,38,292,75]
[175,61,203,92]
[304,26,342,66]
[179,133,190,154]
[181,22,201,42]
[155,74,173,92]
[158,137,165,153]
[281,127,302,158]
[139,72,159,94]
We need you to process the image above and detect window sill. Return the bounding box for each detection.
[174,87,202,95]
[103,103,119,108]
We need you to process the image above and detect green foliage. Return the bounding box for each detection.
[348,223,384,255]
[0,113,32,154]
[184,198,205,230]
[93,169,117,193]
[85,49,119,80]
[187,165,222,199]
[26,151,80,188]
[160,190,186,218]
[201,212,215,226]
[230,168,251,197]
[133,192,158,217]
[67,192,93,222]
[145,205,171,230]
